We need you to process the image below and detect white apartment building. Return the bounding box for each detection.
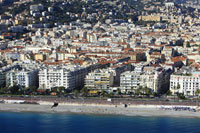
[170,71,200,96]
[85,69,114,91]
[0,71,5,87]
[120,71,140,93]
[0,64,20,87]
[109,63,132,86]
[6,69,38,88]
[39,66,89,90]
[120,67,171,94]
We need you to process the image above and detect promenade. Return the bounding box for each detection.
[0,96,200,118]
[0,95,199,106]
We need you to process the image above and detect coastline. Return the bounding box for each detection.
[1,101,200,118]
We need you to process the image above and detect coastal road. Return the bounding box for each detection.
[0,95,199,106]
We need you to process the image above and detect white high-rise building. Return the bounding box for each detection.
[0,65,20,87]
[0,71,5,87]
[170,71,200,96]
[6,69,38,88]
[120,71,141,92]
[39,66,89,90]
[120,67,171,94]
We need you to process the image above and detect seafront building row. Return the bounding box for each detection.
[1,60,200,96]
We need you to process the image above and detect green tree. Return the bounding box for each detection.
[173,86,177,101]
[100,89,105,97]
[21,86,29,95]
[0,87,8,94]
[135,86,142,96]
[57,86,65,95]
[74,90,79,97]
[81,87,88,97]
[9,85,19,94]
[166,90,172,96]
[172,84,180,101]
[107,92,114,98]
[177,93,185,99]
[30,86,38,93]
[195,89,200,106]
[177,84,180,94]
[117,88,121,95]
[186,42,191,48]
[195,89,200,98]
[152,92,158,97]
[51,87,58,93]
[173,84,180,95]
[18,89,24,95]
[130,87,134,96]
[142,86,152,96]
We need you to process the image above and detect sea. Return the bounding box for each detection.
[0,112,200,133]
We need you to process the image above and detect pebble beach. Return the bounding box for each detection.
[0,100,200,118]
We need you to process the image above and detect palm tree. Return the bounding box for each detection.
[100,89,105,97]
[117,88,121,96]
[172,83,180,101]
[176,83,181,100]
[195,89,200,106]
[173,86,177,101]
[177,83,180,91]
[173,83,180,95]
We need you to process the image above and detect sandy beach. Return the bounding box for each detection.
[0,101,200,118]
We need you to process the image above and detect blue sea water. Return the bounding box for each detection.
[0,112,200,133]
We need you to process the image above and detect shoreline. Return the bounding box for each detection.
[1,101,200,118]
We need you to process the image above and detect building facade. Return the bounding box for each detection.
[39,66,90,90]
[170,72,200,96]
[120,67,171,94]
[6,69,38,88]
[85,69,114,91]
[0,64,20,88]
